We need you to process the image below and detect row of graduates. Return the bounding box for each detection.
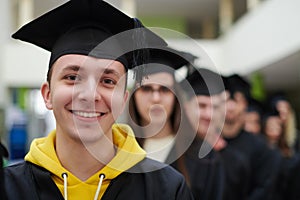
[123,47,300,200]
[0,0,298,199]
[244,88,300,200]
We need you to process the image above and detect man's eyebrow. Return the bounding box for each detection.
[62,65,80,72]
[103,68,121,78]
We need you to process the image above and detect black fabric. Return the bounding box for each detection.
[219,145,250,200]
[224,130,281,200]
[132,47,194,85]
[0,143,8,158]
[247,98,264,117]
[265,148,300,200]
[142,47,195,75]
[170,137,225,200]
[285,153,300,200]
[223,74,251,101]
[182,68,225,97]
[0,143,8,200]
[4,159,194,200]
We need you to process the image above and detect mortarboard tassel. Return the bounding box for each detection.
[132,18,149,85]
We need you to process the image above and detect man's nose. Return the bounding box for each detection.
[78,79,102,102]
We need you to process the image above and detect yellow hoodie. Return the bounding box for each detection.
[25,124,146,200]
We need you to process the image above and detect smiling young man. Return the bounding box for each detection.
[3,0,193,199]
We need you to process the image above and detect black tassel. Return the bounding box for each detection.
[132,18,149,85]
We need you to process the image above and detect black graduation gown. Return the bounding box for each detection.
[170,138,225,200]
[224,130,281,200]
[281,152,300,200]
[4,159,194,200]
[219,145,250,200]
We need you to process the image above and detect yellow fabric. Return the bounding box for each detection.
[25,124,146,200]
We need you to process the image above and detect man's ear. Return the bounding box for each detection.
[41,82,53,110]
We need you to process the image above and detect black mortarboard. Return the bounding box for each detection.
[268,91,288,111]
[262,109,280,126]
[141,47,194,75]
[182,68,225,97]
[247,98,264,117]
[223,74,251,100]
[12,0,167,71]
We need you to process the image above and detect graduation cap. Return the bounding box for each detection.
[247,98,264,117]
[223,74,251,101]
[262,109,280,126]
[140,47,195,75]
[182,68,225,97]
[12,0,167,72]
[268,91,288,111]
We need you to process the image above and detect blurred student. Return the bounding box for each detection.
[269,92,300,153]
[128,49,225,200]
[262,109,299,200]
[128,47,193,163]
[222,74,280,200]
[262,112,284,149]
[244,98,264,135]
[183,68,250,200]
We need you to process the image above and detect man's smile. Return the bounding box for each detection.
[71,110,106,118]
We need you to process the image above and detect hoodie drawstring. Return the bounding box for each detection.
[61,172,105,200]
[94,173,105,200]
[62,173,68,200]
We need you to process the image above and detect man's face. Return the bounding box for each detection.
[185,93,225,139]
[133,72,175,129]
[244,111,261,134]
[225,91,247,125]
[265,116,282,142]
[41,54,128,144]
[276,100,290,122]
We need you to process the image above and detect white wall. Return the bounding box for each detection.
[168,39,224,74]
[0,0,13,106]
[222,0,300,75]
[3,43,49,88]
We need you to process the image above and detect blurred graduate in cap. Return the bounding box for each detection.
[245,97,265,135]
[268,92,300,154]
[128,46,204,197]
[263,95,300,200]
[266,93,300,200]
[3,0,194,199]
[178,68,250,200]
[128,47,196,163]
[222,74,281,200]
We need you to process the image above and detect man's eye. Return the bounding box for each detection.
[102,78,116,85]
[65,75,79,81]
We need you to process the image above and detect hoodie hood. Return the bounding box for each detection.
[25,124,146,200]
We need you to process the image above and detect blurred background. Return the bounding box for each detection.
[0,0,299,161]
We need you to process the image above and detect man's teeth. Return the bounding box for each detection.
[73,111,102,118]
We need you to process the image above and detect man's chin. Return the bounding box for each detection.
[225,118,236,125]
